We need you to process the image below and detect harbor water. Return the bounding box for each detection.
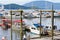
[24,18,60,30]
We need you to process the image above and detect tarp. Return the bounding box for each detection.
[33,23,44,28]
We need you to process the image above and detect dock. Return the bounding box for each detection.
[12,26,60,40]
[30,34,60,40]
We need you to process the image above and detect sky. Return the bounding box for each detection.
[0,0,60,5]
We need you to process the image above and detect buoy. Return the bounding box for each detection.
[2,37,6,40]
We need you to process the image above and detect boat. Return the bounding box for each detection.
[28,25,40,34]
[23,13,36,19]
[3,12,11,17]
[28,23,44,34]
[45,12,51,18]
[33,23,44,28]
[1,18,25,30]
[30,26,40,34]
[0,13,3,18]
[54,12,60,18]
[13,20,25,26]
[44,25,57,30]
[12,20,26,30]
[45,12,60,18]
[30,23,57,34]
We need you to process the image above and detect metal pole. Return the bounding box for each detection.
[20,10,23,40]
[51,4,54,40]
[10,10,12,40]
[40,10,42,38]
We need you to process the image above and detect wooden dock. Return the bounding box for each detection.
[30,35,60,40]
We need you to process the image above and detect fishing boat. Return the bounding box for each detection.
[12,20,25,30]
[31,23,57,34]
[45,12,51,18]
[29,26,40,34]
[28,23,44,34]
[23,13,36,19]
[13,20,25,27]
[0,13,3,18]
[45,12,60,18]
[44,24,57,30]
[54,12,60,18]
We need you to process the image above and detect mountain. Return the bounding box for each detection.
[4,4,31,9]
[53,3,60,10]
[1,1,60,10]
[23,1,60,10]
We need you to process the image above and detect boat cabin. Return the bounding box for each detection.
[45,25,57,30]
[14,20,25,28]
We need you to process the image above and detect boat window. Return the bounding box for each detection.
[31,27,36,30]
[12,13,15,15]
[46,26,48,28]
[5,13,8,15]
[18,23,20,25]
[50,26,51,28]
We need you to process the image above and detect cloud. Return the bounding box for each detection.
[47,0,60,3]
[0,0,34,5]
[0,0,60,5]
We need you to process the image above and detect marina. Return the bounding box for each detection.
[0,1,60,40]
[0,10,60,40]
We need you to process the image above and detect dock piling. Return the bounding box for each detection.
[10,10,13,40]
